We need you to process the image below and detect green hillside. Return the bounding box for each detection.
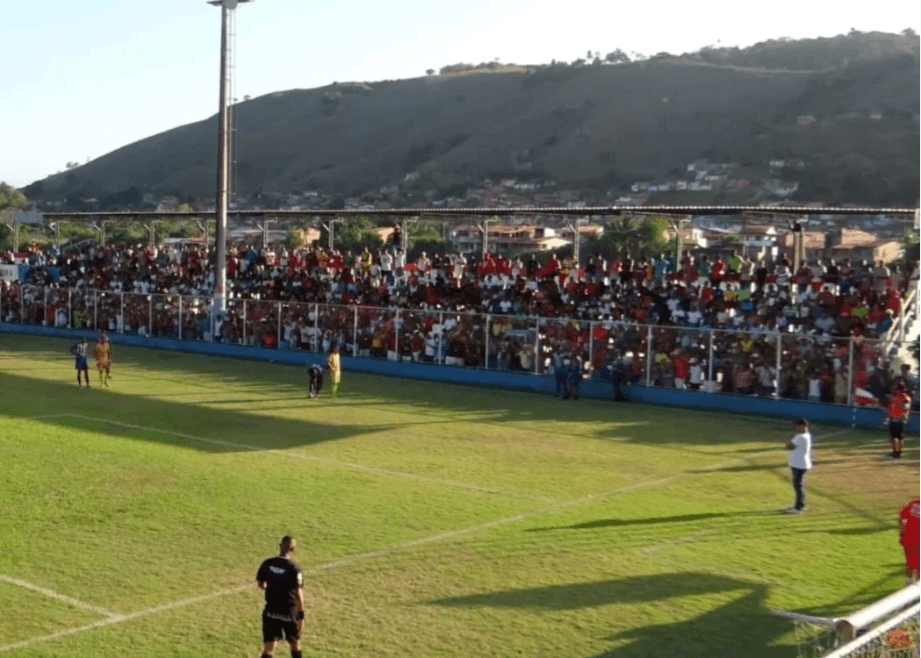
[23,31,920,207]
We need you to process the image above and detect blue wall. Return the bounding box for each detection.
[3,322,914,432]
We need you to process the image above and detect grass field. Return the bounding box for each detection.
[0,334,916,658]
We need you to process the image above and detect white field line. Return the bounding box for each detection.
[37,413,563,504]
[0,423,853,652]
[0,583,254,653]
[0,575,117,618]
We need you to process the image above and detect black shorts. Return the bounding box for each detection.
[889,421,905,440]
[262,611,300,643]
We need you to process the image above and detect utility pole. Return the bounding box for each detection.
[321,218,342,250]
[565,217,587,266]
[670,215,691,264]
[477,219,492,258]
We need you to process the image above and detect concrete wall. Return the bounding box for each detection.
[2,322,914,432]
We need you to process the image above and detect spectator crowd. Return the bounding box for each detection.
[1,240,917,408]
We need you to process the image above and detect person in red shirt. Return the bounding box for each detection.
[673,351,690,389]
[887,383,912,458]
[898,498,919,584]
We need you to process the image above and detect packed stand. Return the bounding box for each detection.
[1,241,917,408]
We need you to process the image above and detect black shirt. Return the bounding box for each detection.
[256,556,303,617]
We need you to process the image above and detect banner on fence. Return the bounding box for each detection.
[0,263,30,282]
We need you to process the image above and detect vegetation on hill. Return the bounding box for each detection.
[22,31,919,208]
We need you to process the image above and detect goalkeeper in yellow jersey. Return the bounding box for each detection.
[94,333,112,387]
[326,345,341,398]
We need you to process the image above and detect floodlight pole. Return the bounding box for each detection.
[210,0,252,312]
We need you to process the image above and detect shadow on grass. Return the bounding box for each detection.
[428,572,793,658]
[527,511,758,532]
[0,370,397,453]
[0,336,897,452]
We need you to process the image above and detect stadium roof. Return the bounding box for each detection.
[38,204,919,223]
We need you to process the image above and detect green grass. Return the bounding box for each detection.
[0,335,916,657]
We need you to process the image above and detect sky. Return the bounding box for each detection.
[2,0,919,189]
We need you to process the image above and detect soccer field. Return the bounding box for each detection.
[0,335,916,658]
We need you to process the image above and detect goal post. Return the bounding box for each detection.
[835,584,921,643]
[823,601,920,658]
[779,584,920,657]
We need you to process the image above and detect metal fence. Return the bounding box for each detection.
[2,284,917,408]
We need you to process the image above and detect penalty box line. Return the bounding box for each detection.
[1,424,853,652]
[36,413,562,504]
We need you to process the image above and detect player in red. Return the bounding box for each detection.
[898,498,919,585]
[886,383,911,458]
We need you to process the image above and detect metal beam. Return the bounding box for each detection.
[41,204,918,223]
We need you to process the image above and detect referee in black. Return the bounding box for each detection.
[256,536,305,658]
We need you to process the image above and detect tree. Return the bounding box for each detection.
[426,68,435,76]
[0,183,28,211]
[584,216,669,259]
[0,183,29,250]
[605,49,631,64]
[323,216,383,253]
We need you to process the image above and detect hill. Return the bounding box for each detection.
[23,31,920,208]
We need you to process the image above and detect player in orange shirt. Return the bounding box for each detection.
[898,498,919,584]
[886,383,911,458]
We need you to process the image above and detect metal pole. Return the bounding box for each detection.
[533,318,540,374]
[394,310,401,361]
[439,311,445,365]
[847,336,855,407]
[775,333,782,399]
[213,0,232,316]
[148,295,153,337]
[119,292,123,333]
[645,324,653,386]
[588,320,594,376]
[708,329,714,387]
[313,303,319,352]
[178,295,183,341]
[352,306,358,357]
[242,299,247,345]
[277,301,282,349]
[485,314,491,369]
[93,291,98,330]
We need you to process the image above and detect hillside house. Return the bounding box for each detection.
[675,227,708,249]
[558,223,604,242]
[448,224,570,255]
[782,228,904,264]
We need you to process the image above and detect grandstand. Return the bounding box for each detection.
[1,206,917,415]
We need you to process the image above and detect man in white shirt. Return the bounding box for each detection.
[785,418,813,513]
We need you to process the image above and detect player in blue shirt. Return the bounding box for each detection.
[70,337,90,388]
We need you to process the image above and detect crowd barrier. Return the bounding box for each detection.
[1,285,917,432]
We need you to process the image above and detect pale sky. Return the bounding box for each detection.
[3,0,919,189]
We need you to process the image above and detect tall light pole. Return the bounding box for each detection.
[209,0,252,312]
